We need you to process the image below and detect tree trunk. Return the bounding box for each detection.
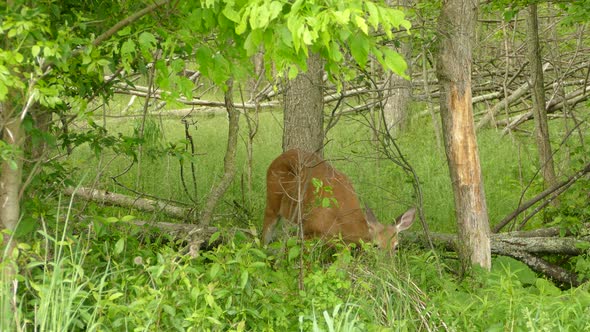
[0,113,24,234]
[283,52,324,156]
[27,104,52,160]
[526,4,558,189]
[0,101,24,269]
[383,0,412,134]
[436,0,491,271]
[200,80,240,226]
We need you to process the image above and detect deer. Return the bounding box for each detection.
[261,149,416,252]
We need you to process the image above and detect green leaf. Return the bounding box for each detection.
[312,177,322,188]
[287,65,299,80]
[251,4,272,29]
[240,270,249,289]
[366,2,380,30]
[349,34,369,68]
[322,197,331,208]
[288,245,300,261]
[0,82,7,100]
[121,39,136,56]
[222,5,241,23]
[382,48,408,78]
[121,215,135,222]
[250,261,267,268]
[108,292,124,301]
[332,10,350,25]
[114,238,125,255]
[210,263,221,278]
[31,45,41,57]
[244,29,263,56]
[268,1,283,21]
[328,41,343,62]
[354,16,369,35]
[138,32,157,58]
[302,28,313,45]
[117,26,132,36]
[236,7,251,35]
[209,231,221,245]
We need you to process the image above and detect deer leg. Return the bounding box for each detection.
[262,206,280,245]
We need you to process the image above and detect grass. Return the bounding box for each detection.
[4,104,589,331]
[70,107,557,233]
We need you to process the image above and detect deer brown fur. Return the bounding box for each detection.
[262,149,415,251]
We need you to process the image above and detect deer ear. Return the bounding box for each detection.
[365,206,378,224]
[395,207,416,232]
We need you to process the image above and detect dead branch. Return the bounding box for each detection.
[498,85,590,132]
[493,161,590,232]
[64,186,195,221]
[496,246,582,286]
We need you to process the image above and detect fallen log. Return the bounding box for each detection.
[401,230,589,286]
[64,186,196,221]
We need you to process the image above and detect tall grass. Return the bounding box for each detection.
[1,196,109,331]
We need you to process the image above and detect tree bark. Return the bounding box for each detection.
[526,4,558,189]
[436,0,491,271]
[283,52,324,156]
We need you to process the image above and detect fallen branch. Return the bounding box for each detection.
[499,85,590,132]
[493,161,590,232]
[495,246,582,286]
[401,229,590,286]
[64,186,196,221]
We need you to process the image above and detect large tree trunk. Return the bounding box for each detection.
[383,0,413,134]
[436,0,491,271]
[283,52,324,156]
[526,4,558,189]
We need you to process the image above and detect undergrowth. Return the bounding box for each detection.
[3,209,590,331]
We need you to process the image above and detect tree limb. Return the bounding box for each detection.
[64,186,195,221]
[493,161,590,232]
[92,0,171,47]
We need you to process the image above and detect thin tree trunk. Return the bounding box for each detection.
[526,4,558,190]
[383,0,413,134]
[0,110,23,271]
[0,111,24,234]
[200,79,240,226]
[283,52,324,156]
[436,0,491,271]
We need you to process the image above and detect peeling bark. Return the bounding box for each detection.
[436,0,491,271]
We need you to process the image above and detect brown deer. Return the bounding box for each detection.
[262,149,415,252]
